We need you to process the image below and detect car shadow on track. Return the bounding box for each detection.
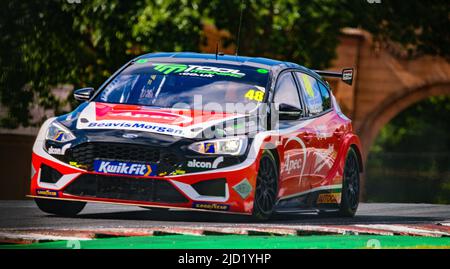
[57,208,447,225]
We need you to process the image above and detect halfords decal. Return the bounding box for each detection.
[187,157,224,169]
[36,189,59,197]
[192,202,230,211]
[94,160,157,176]
[317,193,341,204]
[85,121,184,136]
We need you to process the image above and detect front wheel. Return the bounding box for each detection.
[35,198,86,217]
[252,151,278,221]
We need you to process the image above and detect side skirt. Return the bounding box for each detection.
[274,185,342,212]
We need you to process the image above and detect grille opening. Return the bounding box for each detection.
[64,174,188,203]
[66,142,180,172]
[192,178,226,197]
[40,164,62,183]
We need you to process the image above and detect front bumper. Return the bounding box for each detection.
[30,141,259,215]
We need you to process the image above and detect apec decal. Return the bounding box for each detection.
[94,160,157,176]
[187,157,224,169]
[283,154,303,175]
[281,136,307,185]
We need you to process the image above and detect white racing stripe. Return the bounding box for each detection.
[76,102,246,139]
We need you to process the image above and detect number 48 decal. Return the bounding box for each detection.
[245,89,265,102]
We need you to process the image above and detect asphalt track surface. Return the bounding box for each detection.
[1,200,450,229]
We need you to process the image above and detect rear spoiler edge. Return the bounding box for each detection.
[314,68,354,86]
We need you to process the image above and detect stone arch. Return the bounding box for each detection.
[358,81,450,162]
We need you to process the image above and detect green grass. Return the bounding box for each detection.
[2,235,450,249]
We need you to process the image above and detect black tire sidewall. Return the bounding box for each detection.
[252,150,279,220]
[339,148,360,217]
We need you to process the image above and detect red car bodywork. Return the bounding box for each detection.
[29,100,362,215]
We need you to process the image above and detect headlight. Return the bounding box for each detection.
[188,136,248,156]
[45,121,76,142]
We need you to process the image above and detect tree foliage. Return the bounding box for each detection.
[200,0,350,68]
[346,0,450,58]
[0,0,202,128]
[0,0,449,128]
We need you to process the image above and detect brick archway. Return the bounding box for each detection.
[328,29,450,164]
[358,82,450,161]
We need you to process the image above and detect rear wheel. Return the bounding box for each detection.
[338,148,360,217]
[318,148,360,218]
[34,198,86,217]
[252,151,278,221]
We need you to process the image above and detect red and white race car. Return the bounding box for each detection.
[29,52,363,220]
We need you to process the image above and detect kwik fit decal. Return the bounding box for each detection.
[94,160,157,176]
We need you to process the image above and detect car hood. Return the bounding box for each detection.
[67,102,245,139]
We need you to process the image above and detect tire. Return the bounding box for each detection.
[252,151,279,221]
[35,198,86,217]
[338,148,360,217]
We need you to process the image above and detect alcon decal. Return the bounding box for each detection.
[187,156,224,169]
[47,144,71,155]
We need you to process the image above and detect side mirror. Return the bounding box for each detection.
[74,87,94,102]
[278,103,303,120]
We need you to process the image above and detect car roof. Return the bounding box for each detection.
[135,52,315,76]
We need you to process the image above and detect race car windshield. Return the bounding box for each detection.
[95,61,270,114]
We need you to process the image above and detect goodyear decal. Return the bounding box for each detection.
[192,202,230,211]
[317,193,341,204]
[36,189,59,197]
[94,160,157,177]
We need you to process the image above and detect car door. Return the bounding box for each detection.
[294,72,340,189]
[272,71,315,198]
